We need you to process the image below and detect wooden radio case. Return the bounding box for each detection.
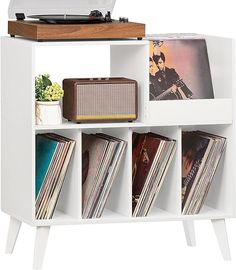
[63,78,138,123]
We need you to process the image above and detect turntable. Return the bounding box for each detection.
[8,0,145,41]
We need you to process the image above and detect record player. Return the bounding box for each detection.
[8,0,145,41]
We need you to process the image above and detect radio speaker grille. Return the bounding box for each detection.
[76,83,136,119]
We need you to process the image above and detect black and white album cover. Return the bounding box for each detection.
[149,38,214,101]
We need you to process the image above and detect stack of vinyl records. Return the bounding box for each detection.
[82,133,127,219]
[182,131,227,215]
[132,132,176,217]
[35,133,76,219]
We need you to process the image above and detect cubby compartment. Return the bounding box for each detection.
[130,126,181,219]
[147,35,234,126]
[110,43,149,123]
[35,129,82,226]
[81,127,132,220]
[34,40,149,127]
[181,124,236,218]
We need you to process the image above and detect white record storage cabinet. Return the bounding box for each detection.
[1,35,235,269]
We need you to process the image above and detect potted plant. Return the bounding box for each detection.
[35,74,64,125]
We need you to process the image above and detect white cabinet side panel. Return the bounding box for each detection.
[205,36,234,99]
[1,37,34,224]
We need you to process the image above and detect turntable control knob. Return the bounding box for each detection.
[119,17,129,23]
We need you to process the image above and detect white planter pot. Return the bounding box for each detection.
[35,101,62,125]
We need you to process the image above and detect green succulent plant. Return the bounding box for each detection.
[35,74,64,101]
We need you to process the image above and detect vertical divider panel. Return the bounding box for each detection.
[110,43,149,123]
[56,129,82,219]
[176,127,183,214]
[104,128,133,217]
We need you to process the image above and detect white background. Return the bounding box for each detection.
[1,0,236,269]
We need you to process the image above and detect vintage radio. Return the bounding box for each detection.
[63,78,138,123]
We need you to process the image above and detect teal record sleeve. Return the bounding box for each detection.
[35,135,58,199]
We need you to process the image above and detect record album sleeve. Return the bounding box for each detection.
[149,37,214,101]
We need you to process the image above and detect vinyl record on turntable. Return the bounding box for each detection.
[27,10,113,24]
[8,0,117,19]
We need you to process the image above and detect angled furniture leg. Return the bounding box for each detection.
[211,219,231,261]
[33,226,50,270]
[5,216,22,254]
[183,220,196,247]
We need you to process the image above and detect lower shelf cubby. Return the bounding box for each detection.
[35,129,82,224]
[181,124,234,217]
[131,126,181,218]
[81,128,132,220]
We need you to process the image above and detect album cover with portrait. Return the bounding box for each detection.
[149,38,214,101]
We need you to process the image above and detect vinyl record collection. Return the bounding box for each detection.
[35,133,76,219]
[182,131,226,215]
[132,132,176,217]
[82,133,127,219]
[35,129,226,220]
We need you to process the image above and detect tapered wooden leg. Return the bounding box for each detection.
[33,227,50,270]
[5,217,22,254]
[211,219,231,261]
[183,220,196,247]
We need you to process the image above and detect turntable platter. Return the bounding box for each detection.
[28,11,112,24]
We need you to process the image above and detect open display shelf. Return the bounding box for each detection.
[1,35,235,269]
